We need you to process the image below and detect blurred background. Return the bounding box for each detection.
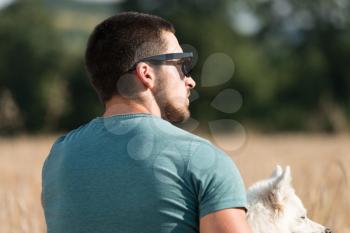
[0,0,349,232]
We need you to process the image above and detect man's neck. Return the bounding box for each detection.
[102,95,161,118]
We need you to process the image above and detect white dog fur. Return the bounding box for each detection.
[246,165,332,233]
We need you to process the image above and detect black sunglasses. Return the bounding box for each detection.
[127,52,193,77]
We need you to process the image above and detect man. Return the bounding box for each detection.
[42,12,252,233]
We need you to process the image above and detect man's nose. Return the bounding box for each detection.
[185,77,196,89]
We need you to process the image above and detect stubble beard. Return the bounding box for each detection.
[154,78,190,123]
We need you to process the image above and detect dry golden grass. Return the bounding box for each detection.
[230,133,350,233]
[0,133,349,233]
[0,135,52,233]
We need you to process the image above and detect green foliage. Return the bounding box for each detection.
[0,0,349,134]
[121,0,350,132]
[0,0,63,132]
[57,57,102,130]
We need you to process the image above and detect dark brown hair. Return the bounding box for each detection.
[85,12,175,102]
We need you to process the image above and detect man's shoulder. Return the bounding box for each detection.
[138,116,227,164]
[152,117,214,148]
[50,118,98,149]
[48,114,221,158]
[157,120,230,166]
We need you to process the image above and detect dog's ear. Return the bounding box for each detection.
[282,166,292,185]
[268,166,293,212]
[274,166,292,188]
[270,165,283,179]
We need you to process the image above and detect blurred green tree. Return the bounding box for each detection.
[1,0,349,134]
[0,0,64,133]
[57,56,102,131]
[240,0,350,132]
[120,0,350,132]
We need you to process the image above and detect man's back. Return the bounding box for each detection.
[42,113,247,233]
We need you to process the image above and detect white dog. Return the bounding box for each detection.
[246,165,332,233]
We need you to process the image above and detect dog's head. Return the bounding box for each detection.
[247,166,332,233]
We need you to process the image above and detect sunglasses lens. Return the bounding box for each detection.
[182,58,192,77]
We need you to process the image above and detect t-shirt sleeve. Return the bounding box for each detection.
[187,140,247,218]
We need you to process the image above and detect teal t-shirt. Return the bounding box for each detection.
[42,113,247,233]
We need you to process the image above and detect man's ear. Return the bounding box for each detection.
[134,62,157,89]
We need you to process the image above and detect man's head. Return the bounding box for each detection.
[85,12,196,123]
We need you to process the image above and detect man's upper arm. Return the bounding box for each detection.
[200,208,252,233]
[187,141,248,217]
